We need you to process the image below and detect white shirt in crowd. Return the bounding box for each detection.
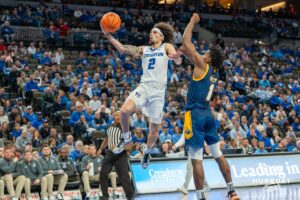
[55,52,65,65]
[89,99,101,111]
[27,46,36,55]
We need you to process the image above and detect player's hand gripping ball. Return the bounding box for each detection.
[100,12,121,33]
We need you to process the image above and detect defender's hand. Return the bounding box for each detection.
[190,13,200,24]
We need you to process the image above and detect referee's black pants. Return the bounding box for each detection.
[100,150,135,199]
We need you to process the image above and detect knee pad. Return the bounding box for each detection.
[188,147,203,160]
[208,142,223,158]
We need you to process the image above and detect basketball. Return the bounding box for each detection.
[100,12,121,33]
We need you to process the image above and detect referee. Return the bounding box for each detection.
[99,111,135,200]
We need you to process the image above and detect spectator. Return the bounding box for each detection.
[133,111,147,131]
[171,126,182,144]
[132,128,146,144]
[0,147,26,200]
[27,42,36,55]
[292,117,300,134]
[241,138,253,154]
[89,95,101,111]
[255,141,268,154]
[69,140,84,164]
[80,144,103,198]
[259,75,271,88]
[38,145,68,200]
[70,102,84,126]
[32,112,44,129]
[90,111,107,131]
[1,21,14,43]
[15,130,31,152]
[19,150,47,200]
[159,126,172,144]
[39,120,50,139]
[32,130,43,149]
[57,148,78,182]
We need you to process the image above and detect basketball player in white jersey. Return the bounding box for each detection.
[101,22,182,168]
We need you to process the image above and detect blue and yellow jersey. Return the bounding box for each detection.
[186,64,218,111]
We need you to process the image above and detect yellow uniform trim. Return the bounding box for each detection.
[193,64,209,81]
[184,111,193,140]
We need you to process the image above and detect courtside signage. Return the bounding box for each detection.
[131,154,300,194]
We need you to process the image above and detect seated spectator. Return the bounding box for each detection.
[60,135,75,152]
[19,150,47,200]
[90,111,107,131]
[32,112,44,129]
[250,138,258,152]
[76,52,89,67]
[171,126,182,144]
[27,42,36,55]
[160,141,173,156]
[159,126,172,144]
[80,144,104,198]
[15,130,31,152]
[133,111,147,131]
[1,21,15,43]
[132,128,146,144]
[74,115,90,142]
[241,138,253,154]
[57,148,78,182]
[89,95,101,111]
[40,52,52,66]
[11,123,22,140]
[39,145,68,200]
[84,107,94,123]
[39,120,50,139]
[0,121,10,140]
[229,121,246,139]
[0,106,9,124]
[0,147,26,200]
[292,117,300,134]
[259,75,271,88]
[255,141,268,154]
[69,141,84,164]
[260,130,272,149]
[32,130,42,149]
[70,102,84,126]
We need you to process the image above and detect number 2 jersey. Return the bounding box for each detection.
[140,43,170,89]
[186,64,218,111]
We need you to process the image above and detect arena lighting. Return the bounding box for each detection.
[261,1,286,12]
[158,0,183,4]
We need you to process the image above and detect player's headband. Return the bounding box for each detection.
[151,28,164,38]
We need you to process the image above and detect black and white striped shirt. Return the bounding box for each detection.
[106,125,122,147]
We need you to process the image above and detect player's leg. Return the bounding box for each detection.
[120,87,146,143]
[189,148,206,200]
[141,121,161,169]
[141,91,164,169]
[177,156,193,194]
[205,115,240,200]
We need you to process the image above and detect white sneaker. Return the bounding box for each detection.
[11,197,18,200]
[49,196,56,200]
[56,193,64,200]
[41,197,49,200]
[177,186,188,195]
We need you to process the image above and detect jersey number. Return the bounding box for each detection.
[206,84,214,101]
[148,58,156,70]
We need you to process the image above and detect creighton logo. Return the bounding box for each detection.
[210,76,217,83]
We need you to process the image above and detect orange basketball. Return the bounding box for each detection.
[100,12,121,33]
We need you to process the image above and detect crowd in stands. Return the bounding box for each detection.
[0,0,299,199]
[0,1,300,43]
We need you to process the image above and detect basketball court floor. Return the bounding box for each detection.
[134,184,300,200]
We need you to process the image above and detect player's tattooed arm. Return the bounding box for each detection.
[123,45,144,57]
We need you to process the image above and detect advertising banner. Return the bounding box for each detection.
[131,153,300,194]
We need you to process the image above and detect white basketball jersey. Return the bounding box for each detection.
[141,43,170,89]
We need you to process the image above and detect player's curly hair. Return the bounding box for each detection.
[209,46,226,82]
[154,22,174,44]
